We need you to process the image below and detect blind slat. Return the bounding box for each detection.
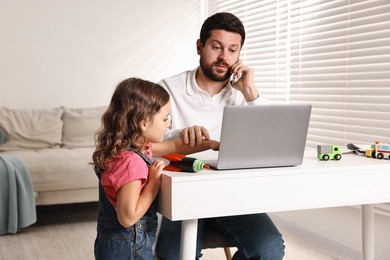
[214,0,390,147]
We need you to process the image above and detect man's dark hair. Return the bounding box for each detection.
[199,12,246,46]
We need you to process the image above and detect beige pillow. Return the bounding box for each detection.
[0,107,63,151]
[62,106,106,148]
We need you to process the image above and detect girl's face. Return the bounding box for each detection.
[142,102,171,143]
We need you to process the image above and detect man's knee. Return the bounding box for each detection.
[263,232,285,259]
[232,231,285,260]
[259,232,285,260]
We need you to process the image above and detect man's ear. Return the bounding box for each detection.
[196,39,202,55]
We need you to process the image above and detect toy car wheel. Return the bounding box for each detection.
[322,154,329,161]
[335,154,342,160]
[377,153,384,159]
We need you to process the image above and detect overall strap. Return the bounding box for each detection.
[127,148,152,168]
[95,148,152,178]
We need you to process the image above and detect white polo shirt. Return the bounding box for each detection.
[159,67,265,141]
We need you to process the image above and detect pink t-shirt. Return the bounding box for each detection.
[100,144,153,209]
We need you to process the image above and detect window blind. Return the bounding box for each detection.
[212,0,390,148]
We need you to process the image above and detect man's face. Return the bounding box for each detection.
[198,29,242,82]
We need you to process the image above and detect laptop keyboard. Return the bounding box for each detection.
[203,160,218,169]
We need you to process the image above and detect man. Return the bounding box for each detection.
[156,12,285,260]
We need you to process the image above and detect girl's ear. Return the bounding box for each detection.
[140,118,149,132]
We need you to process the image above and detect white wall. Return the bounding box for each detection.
[0,0,201,108]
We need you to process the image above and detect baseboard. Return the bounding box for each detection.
[270,213,382,260]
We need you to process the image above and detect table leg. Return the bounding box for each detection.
[180,219,198,260]
[362,204,374,260]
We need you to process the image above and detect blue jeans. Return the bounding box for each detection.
[156,213,285,260]
[94,217,157,260]
[94,183,158,260]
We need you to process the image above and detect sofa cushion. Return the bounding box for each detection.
[62,106,106,148]
[3,147,98,192]
[0,107,63,151]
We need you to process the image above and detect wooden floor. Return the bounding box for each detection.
[0,202,354,260]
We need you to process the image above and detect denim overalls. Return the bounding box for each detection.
[94,150,158,260]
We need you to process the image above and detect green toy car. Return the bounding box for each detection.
[317,145,342,161]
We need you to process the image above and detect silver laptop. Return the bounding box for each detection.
[206,104,312,170]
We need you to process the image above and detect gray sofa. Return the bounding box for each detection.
[0,106,106,205]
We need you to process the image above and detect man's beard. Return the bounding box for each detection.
[200,57,232,82]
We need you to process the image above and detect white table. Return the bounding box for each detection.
[158,149,390,260]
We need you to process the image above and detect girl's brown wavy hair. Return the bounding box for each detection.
[92,77,169,175]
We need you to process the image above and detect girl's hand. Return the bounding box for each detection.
[148,159,165,186]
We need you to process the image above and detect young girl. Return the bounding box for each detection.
[92,77,218,260]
